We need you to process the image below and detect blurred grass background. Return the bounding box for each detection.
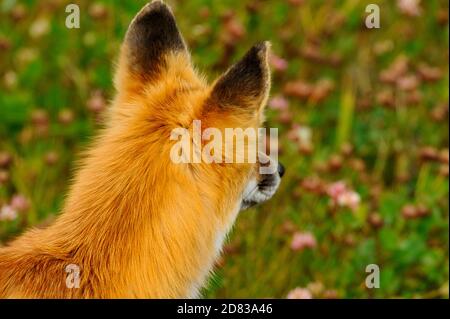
[0,0,448,298]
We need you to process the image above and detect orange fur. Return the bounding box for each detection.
[0,1,272,298]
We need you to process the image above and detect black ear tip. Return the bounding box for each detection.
[127,0,182,49]
[132,0,174,25]
[243,41,270,68]
[252,41,270,56]
[149,0,170,11]
[124,0,186,77]
[254,41,270,51]
[137,0,173,20]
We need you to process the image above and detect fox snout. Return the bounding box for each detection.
[241,157,284,210]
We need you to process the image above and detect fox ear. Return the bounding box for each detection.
[208,42,271,112]
[122,1,188,81]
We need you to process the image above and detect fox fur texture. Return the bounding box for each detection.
[0,1,282,298]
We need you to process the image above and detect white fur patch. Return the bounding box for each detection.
[214,201,241,256]
[241,172,280,209]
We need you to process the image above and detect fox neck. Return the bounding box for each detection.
[51,127,233,298]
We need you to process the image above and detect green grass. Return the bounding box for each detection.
[0,0,448,298]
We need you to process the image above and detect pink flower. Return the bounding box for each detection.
[287,124,300,141]
[326,181,361,211]
[287,124,312,146]
[397,74,419,91]
[10,194,30,212]
[397,0,421,17]
[336,191,360,211]
[287,287,313,299]
[87,89,106,113]
[268,95,289,111]
[326,181,347,199]
[278,110,293,124]
[290,231,317,251]
[0,205,18,221]
[269,53,288,72]
[298,127,312,147]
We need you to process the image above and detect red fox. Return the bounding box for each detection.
[0,1,283,298]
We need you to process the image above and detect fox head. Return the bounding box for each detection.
[112,1,283,219]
